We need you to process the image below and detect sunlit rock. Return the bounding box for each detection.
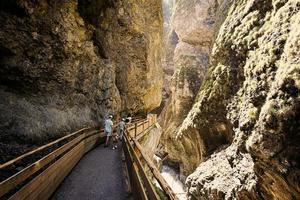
[184,0,300,199]
[0,0,163,162]
[160,0,220,175]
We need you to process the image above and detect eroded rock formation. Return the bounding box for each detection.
[167,0,300,199]
[160,0,175,112]
[160,0,220,175]
[1,0,299,199]
[0,0,163,162]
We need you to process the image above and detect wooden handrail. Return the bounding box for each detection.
[0,118,145,170]
[132,140,178,200]
[0,127,93,169]
[0,117,145,170]
[9,133,104,200]
[0,130,100,198]
[135,122,153,141]
[0,114,178,200]
[123,135,148,200]
[123,133,160,200]
[124,115,179,200]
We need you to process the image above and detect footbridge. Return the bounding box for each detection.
[0,115,179,200]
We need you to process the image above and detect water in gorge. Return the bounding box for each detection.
[161,165,187,200]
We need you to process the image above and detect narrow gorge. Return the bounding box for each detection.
[0,0,299,200]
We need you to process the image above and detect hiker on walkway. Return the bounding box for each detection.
[118,118,126,141]
[112,129,118,150]
[126,114,132,123]
[104,115,113,147]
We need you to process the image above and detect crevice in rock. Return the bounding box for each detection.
[169,30,179,46]
[0,0,26,17]
[77,0,114,25]
[92,31,108,59]
[0,46,15,59]
[77,0,113,59]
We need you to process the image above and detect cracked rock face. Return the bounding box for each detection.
[181,0,300,199]
[0,0,163,162]
[187,145,257,200]
[160,0,219,175]
[96,0,164,113]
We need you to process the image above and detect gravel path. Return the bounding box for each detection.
[51,142,128,200]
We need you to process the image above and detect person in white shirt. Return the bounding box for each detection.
[104,115,113,148]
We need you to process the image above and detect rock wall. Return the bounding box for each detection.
[171,0,300,199]
[139,123,163,159]
[95,0,164,113]
[0,0,163,162]
[160,0,176,112]
[159,0,220,175]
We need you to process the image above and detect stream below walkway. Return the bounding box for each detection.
[161,165,187,200]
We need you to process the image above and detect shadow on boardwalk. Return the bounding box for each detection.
[51,142,130,200]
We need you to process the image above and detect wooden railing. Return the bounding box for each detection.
[0,114,178,200]
[0,127,103,200]
[123,115,179,200]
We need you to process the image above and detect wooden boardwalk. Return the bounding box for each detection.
[0,115,179,200]
[51,142,129,200]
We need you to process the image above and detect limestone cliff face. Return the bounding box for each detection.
[160,0,219,175]
[0,0,163,162]
[95,0,164,113]
[172,0,300,199]
[160,0,176,111]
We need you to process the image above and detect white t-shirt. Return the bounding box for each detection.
[105,119,113,133]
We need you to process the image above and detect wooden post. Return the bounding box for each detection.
[134,123,137,139]
[142,121,145,132]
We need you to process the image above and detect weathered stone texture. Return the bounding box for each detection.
[160,0,221,175]
[0,0,163,162]
[182,0,300,199]
[97,0,164,113]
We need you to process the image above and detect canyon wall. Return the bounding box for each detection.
[160,0,175,112]
[162,0,299,199]
[160,0,220,175]
[0,0,163,162]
